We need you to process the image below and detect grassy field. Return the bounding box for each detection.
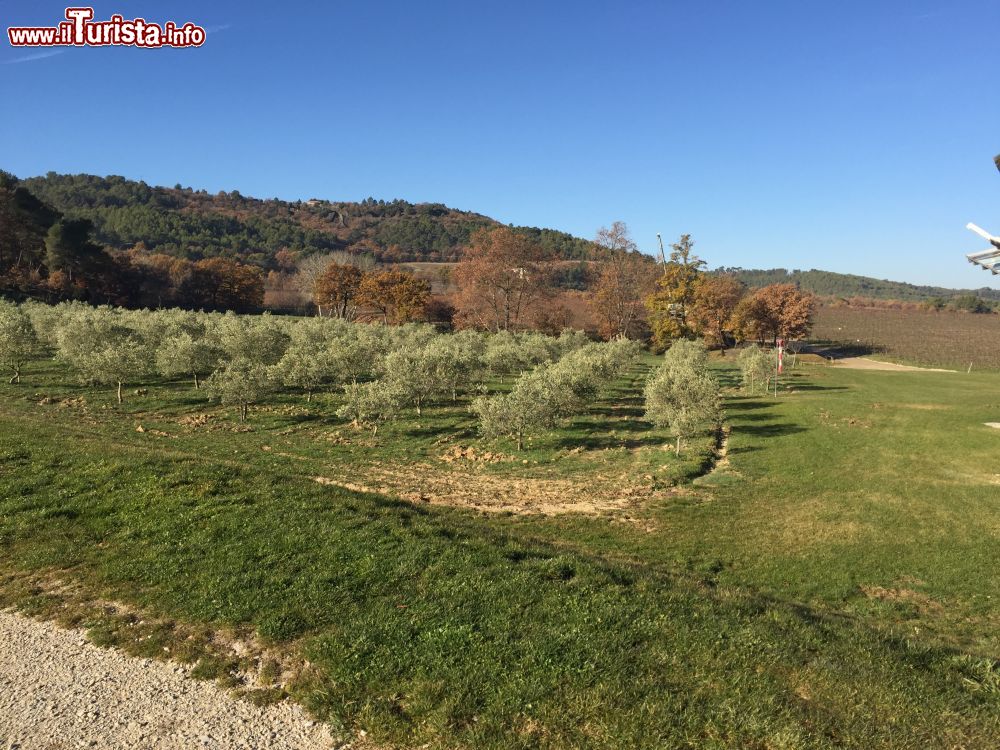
[812,305,1000,370]
[1,354,999,748]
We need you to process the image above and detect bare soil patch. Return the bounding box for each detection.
[832,357,955,372]
[315,461,659,516]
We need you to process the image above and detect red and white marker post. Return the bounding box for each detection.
[775,338,785,395]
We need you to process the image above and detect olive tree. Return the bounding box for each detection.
[379,341,442,416]
[738,345,773,394]
[483,331,523,384]
[663,338,709,373]
[471,367,559,450]
[337,379,405,436]
[23,300,90,348]
[644,363,721,456]
[329,323,390,385]
[155,332,222,389]
[423,332,484,402]
[271,318,336,400]
[215,312,289,365]
[0,302,41,384]
[56,311,153,404]
[204,359,273,422]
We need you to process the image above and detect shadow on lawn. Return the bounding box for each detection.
[552,433,665,451]
[787,384,849,392]
[723,400,773,411]
[737,423,808,438]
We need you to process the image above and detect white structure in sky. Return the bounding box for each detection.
[964,155,1000,274]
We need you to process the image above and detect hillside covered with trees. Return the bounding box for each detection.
[718,267,1000,304]
[18,172,594,266]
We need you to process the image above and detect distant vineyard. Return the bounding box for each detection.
[811,306,1000,370]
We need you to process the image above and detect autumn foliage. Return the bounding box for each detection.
[356,268,430,325]
[688,275,747,350]
[313,263,364,320]
[731,284,816,344]
[589,222,655,339]
[452,228,549,332]
[644,235,706,350]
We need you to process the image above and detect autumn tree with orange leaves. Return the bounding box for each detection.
[731,283,816,344]
[589,222,655,339]
[356,268,429,324]
[644,234,706,350]
[314,262,364,319]
[185,258,264,312]
[452,227,547,332]
[689,275,746,352]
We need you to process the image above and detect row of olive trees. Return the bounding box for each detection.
[471,339,643,450]
[334,327,595,436]
[0,299,596,424]
[643,340,722,455]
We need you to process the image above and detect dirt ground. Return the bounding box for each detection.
[314,460,661,516]
[831,357,956,372]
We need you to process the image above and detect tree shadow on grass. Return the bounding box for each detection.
[723,400,773,412]
[728,413,781,424]
[737,423,808,438]
[571,417,652,434]
[587,405,645,419]
[551,433,667,451]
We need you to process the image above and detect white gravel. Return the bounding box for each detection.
[0,610,336,749]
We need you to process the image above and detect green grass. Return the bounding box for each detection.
[0,356,998,748]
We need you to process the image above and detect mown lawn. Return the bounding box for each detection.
[0,356,998,748]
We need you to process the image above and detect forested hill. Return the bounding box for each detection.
[718,267,1000,303]
[19,172,594,265]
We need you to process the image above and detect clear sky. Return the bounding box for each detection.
[2,0,998,288]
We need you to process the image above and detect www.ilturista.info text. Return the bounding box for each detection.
[7,7,206,48]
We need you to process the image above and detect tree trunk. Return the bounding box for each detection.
[372,423,379,437]
[193,372,200,389]
[452,387,457,402]
[117,381,123,404]
[415,401,422,417]
[306,390,313,402]
[240,403,248,422]
[516,431,523,451]
[675,435,681,456]
[9,369,19,385]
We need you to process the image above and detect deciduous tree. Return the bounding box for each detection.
[313,262,364,320]
[589,222,654,339]
[356,269,429,324]
[644,234,706,350]
[732,284,816,344]
[689,275,746,352]
[186,258,265,312]
[452,227,547,332]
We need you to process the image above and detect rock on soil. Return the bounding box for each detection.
[0,611,334,749]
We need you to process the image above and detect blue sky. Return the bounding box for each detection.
[2,0,998,288]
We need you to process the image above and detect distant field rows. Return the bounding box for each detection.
[812,306,1000,370]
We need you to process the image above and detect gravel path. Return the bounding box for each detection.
[0,611,335,750]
